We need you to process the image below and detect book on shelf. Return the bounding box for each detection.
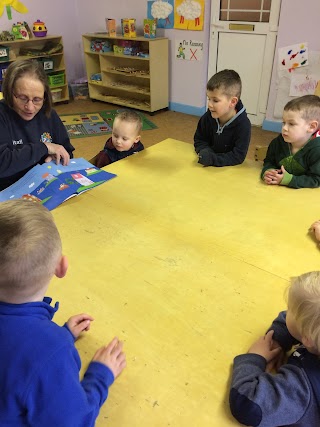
[0,158,116,211]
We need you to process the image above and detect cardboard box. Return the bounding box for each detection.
[143,19,156,38]
[105,18,116,37]
[121,18,136,38]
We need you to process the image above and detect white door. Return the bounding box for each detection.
[208,0,281,125]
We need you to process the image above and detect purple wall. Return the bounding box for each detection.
[266,0,320,122]
[0,0,211,113]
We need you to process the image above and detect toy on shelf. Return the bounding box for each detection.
[143,19,156,38]
[121,18,136,38]
[12,21,30,39]
[105,18,116,37]
[32,19,47,37]
[90,73,102,83]
[90,39,112,53]
[0,30,15,41]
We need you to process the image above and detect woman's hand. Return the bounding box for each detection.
[44,142,70,165]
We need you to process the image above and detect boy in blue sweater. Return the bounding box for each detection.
[230,271,320,427]
[194,69,251,167]
[0,199,126,427]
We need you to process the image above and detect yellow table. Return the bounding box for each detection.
[51,139,320,427]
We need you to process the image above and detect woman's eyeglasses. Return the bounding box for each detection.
[13,93,44,106]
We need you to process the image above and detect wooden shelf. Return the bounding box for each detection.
[82,33,168,113]
[0,35,69,103]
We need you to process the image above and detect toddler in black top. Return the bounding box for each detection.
[93,110,144,168]
[194,69,251,167]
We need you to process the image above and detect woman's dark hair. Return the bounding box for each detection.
[2,58,53,116]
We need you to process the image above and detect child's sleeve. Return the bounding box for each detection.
[261,137,280,178]
[194,114,211,153]
[229,353,311,426]
[24,344,114,427]
[283,149,320,188]
[204,118,251,166]
[266,311,300,351]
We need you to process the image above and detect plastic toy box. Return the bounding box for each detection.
[47,72,65,87]
[51,88,62,101]
[70,79,89,100]
[0,45,9,62]
[38,57,54,72]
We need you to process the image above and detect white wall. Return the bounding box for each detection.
[265,0,320,126]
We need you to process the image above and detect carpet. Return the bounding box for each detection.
[60,109,157,139]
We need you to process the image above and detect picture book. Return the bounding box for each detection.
[0,158,116,211]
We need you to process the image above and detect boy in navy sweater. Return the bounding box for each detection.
[0,199,126,427]
[194,69,251,167]
[230,271,320,427]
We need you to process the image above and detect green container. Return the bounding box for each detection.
[0,45,9,62]
[48,72,65,87]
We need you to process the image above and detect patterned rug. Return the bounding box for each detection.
[59,109,157,139]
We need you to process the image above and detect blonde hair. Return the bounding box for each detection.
[284,95,320,123]
[288,271,320,352]
[0,200,61,298]
[115,110,143,134]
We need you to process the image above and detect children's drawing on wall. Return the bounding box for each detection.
[278,42,308,73]
[0,0,28,20]
[147,0,174,29]
[174,0,204,30]
[289,73,320,97]
[175,39,203,61]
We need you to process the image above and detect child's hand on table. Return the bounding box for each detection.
[67,313,94,339]
[263,166,285,185]
[92,337,126,379]
[248,330,282,364]
[310,220,320,242]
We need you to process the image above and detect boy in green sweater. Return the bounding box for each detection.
[262,95,320,188]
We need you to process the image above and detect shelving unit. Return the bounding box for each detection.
[0,35,69,103]
[82,33,169,113]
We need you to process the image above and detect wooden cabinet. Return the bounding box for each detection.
[0,35,69,103]
[82,33,169,113]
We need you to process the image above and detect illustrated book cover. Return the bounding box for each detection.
[0,158,116,210]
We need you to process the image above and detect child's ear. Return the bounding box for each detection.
[55,255,68,279]
[309,120,319,133]
[302,335,314,348]
[230,96,238,108]
[134,134,141,143]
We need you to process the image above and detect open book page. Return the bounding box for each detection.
[0,158,116,210]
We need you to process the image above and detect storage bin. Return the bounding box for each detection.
[70,82,89,100]
[39,58,54,72]
[113,45,124,55]
[0,62,9,79]
[51,88,62,101]
[47,72,65,87]
[0,45,9,62]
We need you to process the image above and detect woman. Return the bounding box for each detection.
[0,59,74,190]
